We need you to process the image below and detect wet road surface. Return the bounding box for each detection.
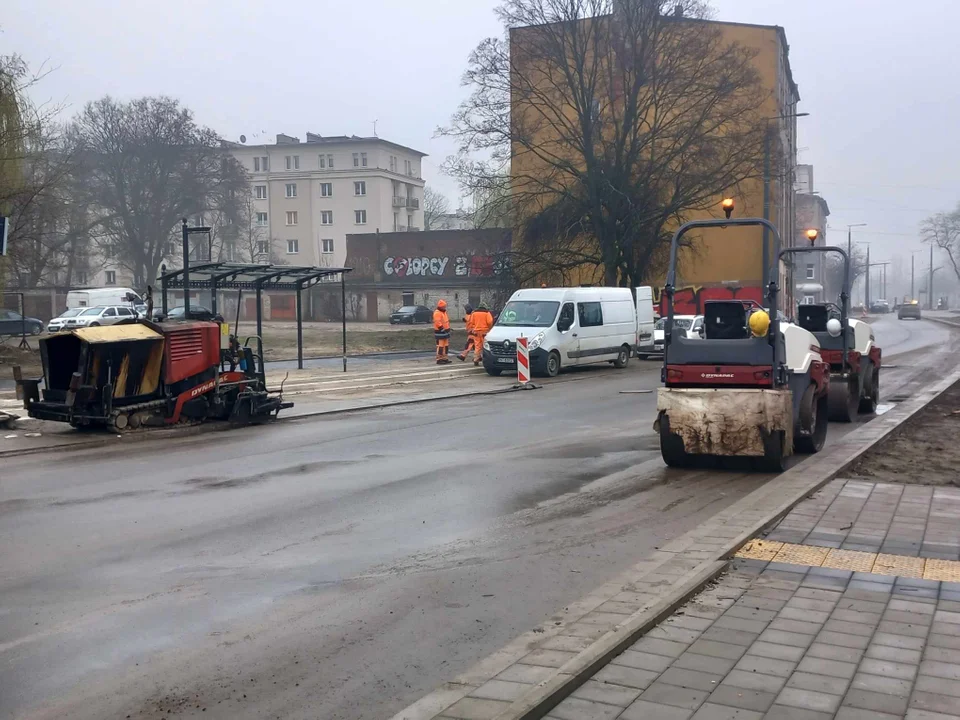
[0,316,954,720]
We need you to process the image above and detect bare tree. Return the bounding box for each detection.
[67,96,248,288]
[422,186,451,231]
[823,246,866,301]
[441,0,769,287]
[922,205,960,283]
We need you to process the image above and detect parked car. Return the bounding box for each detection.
[652,315,704,354]
[0,308,44,336]
[47,308,85,333]
[153,305,221,322]
[65,305,139,328]
[898,301,922,320]
[389,305,433,324]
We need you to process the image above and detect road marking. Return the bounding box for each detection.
[736,540,960,581]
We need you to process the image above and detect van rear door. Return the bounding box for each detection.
[635,286,655,352]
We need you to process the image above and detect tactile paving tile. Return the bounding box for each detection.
[735,541,960,581]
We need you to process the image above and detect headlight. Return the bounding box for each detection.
[483,340,491,351]
[528,331,546,351]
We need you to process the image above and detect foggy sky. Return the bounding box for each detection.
[6,0,959,295]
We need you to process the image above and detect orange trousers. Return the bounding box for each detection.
[472,333,486,362]
[436,338,450,361]
[458,334,476,360]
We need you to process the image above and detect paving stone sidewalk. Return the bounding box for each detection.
[542,479,960,720]
[543,557,960,720]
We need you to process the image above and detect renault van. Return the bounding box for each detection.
[482,287,637,377]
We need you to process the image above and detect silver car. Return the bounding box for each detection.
[65,305,139,328]
[47,308,85,332]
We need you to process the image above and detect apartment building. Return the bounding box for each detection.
[227,133,426,268]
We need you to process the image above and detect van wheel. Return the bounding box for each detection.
[614,345,630,368]
[485,367,502,377]
[89,322,100,327]
[546,350,561,377]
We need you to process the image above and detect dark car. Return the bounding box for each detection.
[898,302,922,320]
[869,300,890,314]
[0,308,43,336]
[154,305,222,322]
[389,305,432,324]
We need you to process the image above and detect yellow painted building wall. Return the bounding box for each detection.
[510,19,797,294]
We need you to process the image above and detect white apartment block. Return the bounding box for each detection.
[227,133,426,268]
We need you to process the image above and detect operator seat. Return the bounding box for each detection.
[798,305,829,333]
[704,301,749,340]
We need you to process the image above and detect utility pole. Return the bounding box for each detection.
[911,253,915,300]
[847,223,867,301]
[929,243,935,310]
[865,244,871,308]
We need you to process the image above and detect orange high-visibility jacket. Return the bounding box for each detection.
[433,309,451,339]
[471,310,494,334]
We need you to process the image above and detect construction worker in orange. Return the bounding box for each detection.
[433,299,452,364]
[468,302,495,366]
[457,304,475,362]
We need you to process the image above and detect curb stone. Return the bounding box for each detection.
[393,366,960,720]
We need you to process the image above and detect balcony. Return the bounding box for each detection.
[392,196,420,209]
[406,198,420,210]
[392,196,407,208]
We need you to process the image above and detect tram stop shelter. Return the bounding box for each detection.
[158,262,353,371]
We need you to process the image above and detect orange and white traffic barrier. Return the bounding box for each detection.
[517,336,530,384]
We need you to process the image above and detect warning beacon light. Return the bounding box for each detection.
[721,198,735,220]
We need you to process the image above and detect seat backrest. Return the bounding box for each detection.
[798,305,829,333]
[704,301,748,340]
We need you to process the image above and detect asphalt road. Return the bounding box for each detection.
[0,316,954,720]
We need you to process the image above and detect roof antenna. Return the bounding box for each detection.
[371,119,379,137]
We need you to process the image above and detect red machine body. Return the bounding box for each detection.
[161,322,222,384]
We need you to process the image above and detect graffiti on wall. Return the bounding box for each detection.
[653,285,764,315]
[382,253,510,279]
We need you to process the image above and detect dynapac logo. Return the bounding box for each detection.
[701,373,735,379]
[190,380,216,398]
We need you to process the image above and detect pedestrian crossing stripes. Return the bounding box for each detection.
[736,538,960,581]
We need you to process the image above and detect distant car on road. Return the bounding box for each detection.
[870,300,891,314]
[0,308,43,336]
[898,301,922,320]
[47,308,85,333]
[389,305,433,325]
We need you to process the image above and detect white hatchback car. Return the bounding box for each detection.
[652,315,704,353]
[65,305,140,328]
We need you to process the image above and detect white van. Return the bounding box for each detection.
[66,287,142,311]
[482,287,638,377]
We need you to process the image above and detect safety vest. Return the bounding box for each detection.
[433,309,451,339]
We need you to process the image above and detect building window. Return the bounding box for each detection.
[75,271,88,285]
[321,210,333,225]
[354,181,366,196]
[806,263,815,280]
[404,159,412,175]
[352,152,359,167]
[355,209,367,225]
[407,213,413,229]
[361,152,368,167]
[320,182,333,197]
[389,155,397,172]
[802,295,815,305]
[285,183,297,198]
[254,185,267,199]
[256,240,270,255]
[321,238,334,254]
[254,156,268,172]
[104,243,116,259]
[105,270,117,285]
[286,211,298,226]
[327,153,334,168]
[287,239,299,254]
[393,212,400,231]
[256,212,268,226]
[319,155,326,169]
[285,155,299,170]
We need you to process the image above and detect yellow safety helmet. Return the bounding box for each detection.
[749,310,771,337]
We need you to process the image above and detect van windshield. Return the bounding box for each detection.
[497,301,559,327]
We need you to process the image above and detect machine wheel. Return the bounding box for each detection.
[795,386,828,454]
[859,365,879,414]
[545,350,561,378]
[613,345,630,369]
[760,430,786,472]
[485,367,502,377]
[828,377,859,423]
[658,413,693,468]
[128,412,143,429]
[108,411,129,432]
